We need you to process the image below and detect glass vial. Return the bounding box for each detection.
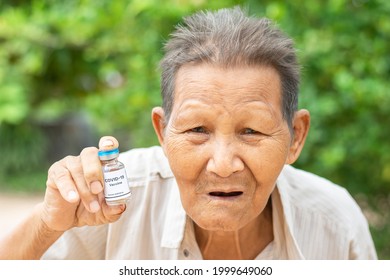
[98,148,131,206]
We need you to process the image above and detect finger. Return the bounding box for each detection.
[101,203,127,223]
[65,154,100,213]
[80,146,104,195]
[98,136,119,151]
[98,192,126,223]
[47,161,80,203]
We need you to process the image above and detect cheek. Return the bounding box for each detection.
[245,140,290,200]
[164,134,205,180]
[250,145,288,188]
[257,137,291,166]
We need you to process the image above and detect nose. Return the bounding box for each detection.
[206,139,245,178]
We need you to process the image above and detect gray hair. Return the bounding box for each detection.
[160,6,300,131]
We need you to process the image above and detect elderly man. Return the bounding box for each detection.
[0,7,376,260]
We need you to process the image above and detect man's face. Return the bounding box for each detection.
[155,63,296,231]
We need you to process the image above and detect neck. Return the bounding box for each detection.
[194,199,273,260]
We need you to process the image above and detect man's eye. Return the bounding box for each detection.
[189,126,206,133]
[243,128,257,134]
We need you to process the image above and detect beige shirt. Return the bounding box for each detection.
[42,146,377,260]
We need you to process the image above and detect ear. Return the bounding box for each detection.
[286,109,310,165]
[151,107,166,146]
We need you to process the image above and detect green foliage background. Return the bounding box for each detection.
[0,0,389,258]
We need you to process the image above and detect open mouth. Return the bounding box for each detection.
[209,191,243,197]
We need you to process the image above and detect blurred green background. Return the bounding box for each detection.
[0,0,389,259]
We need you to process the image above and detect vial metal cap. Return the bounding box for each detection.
[98,148,119,161]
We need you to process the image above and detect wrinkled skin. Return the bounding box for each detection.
[152,63,310,234]
[43,137,126,232]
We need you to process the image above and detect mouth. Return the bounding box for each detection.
[209,191,243,197]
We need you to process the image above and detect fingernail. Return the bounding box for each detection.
[101,139,114,148]
[90,181,103,194]
[90,200,101,213]
[68,191,78,201]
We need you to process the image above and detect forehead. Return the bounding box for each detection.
[173,63,282,108]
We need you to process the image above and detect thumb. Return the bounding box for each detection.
[98,136,119,151]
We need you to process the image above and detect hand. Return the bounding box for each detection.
[42,136,126,232]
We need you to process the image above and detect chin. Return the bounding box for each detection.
[191,211,247,232]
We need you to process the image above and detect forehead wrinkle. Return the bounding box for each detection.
[176,98,214,113]
[173,87,281,122]
[222,86,279,120]
[174,78,226,106]
[235,93,281,118]
[231,76,283,119]
[173,63,283,118]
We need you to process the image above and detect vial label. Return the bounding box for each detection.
[103,169,131,202]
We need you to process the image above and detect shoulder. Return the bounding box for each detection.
[278,165,377,259]
[119,146,173,179]
[278,165,366,228]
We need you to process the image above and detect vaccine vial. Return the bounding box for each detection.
[98,148,131,206]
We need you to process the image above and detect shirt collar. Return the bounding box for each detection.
[160,178,187,249]
[274,165,305,259]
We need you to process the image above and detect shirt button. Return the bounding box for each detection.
[183,249,190,257]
